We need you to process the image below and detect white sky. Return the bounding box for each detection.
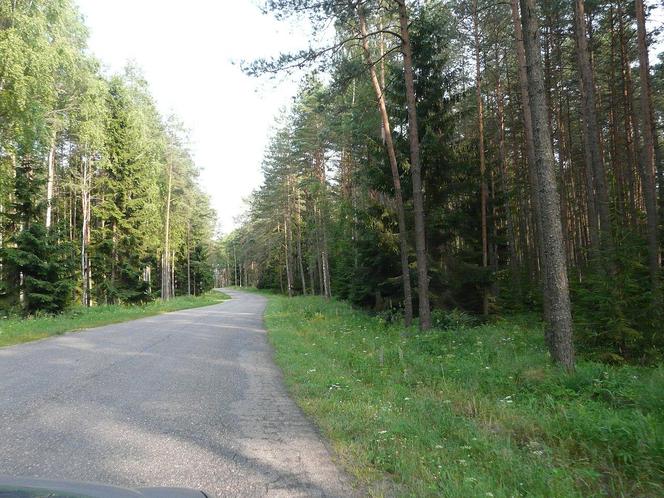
[75,0,309,234]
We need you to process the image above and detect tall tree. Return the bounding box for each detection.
[472,0,490,317]
[394,0,431,329]
[574,0,613,255]
[520,0,575,370]
[635,0,660,293]
[357,5,414,325]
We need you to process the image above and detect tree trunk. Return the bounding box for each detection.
[284,218,293,297]
[520,0,575,371]
[635,0,660,293]
[81,155,92,307]
[162,159,173,300]
[618,1,640,226]
[233,244,238,286]
[473,0,489,317]
[296,189,307,295]
[510,0,548,311]
[45,131,56,229]
[574,0,613,257]
[315,150,332,299]
[357,6,413,326]
[171,250,176,297]
[495,45,520,296]
[111,221,117,304]
[395,0,431,329]
[187,222,191,296]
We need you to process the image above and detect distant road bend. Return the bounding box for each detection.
[0,289,354,497]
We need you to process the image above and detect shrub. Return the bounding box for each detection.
[431,308,478,330]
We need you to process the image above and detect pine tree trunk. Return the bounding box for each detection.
[495,46,520,296]
[608,5,628,226]
[45,131,56,229]
[395,0,431,329]
[296,189,307,295]
[81,155,92,307]
[284,218,293,297]
[233,244,238,286]
[358,6,413,326]
[635,0,661,293]
[111,222,117,304]
[618,2,640,226]
[520,0,575,371]
[187,222,191,296]
[171,250,175,296]
[473,0,489,317]
[315,150,332,299]
[574,0,613,257]
[510,0,548,312]
[309,246,316,296]
[162,160,173,300]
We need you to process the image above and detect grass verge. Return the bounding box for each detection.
[0,291,230,348]
[265,294,664,497]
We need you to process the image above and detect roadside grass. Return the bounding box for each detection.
[0,291,230,348]
[264,294,664,497]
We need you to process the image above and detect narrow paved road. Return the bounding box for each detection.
[0,290,354,497]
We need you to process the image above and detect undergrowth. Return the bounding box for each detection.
[265,294,664,497]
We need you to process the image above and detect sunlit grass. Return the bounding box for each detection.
[0,291,230,348]
[265,295,664,497]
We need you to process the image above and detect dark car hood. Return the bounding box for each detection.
[0,476,208,498]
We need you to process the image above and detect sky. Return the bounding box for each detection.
[75,0,310,234]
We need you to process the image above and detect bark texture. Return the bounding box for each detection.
[635,0,660,293]
[520,0,575,371]
[574,0,613,255]
[473,0,490,317]
[395,0,431,329]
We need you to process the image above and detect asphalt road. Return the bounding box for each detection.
[0,289,354,497]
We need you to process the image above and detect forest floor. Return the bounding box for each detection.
[263,293,664,497]
[0,291,229,348]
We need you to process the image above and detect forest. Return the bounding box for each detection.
[217,0,664,370]
[1,1,663,494]
[0,0,216,317]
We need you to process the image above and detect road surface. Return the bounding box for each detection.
[0,289,354,497]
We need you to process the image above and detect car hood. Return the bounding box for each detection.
[0,476,208,498]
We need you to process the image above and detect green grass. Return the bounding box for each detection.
[0,291,230,348]
[264,294,664,497]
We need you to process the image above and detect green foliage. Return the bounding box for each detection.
[375,307,404,325]
[175,243,215,296]
[431,308,479,330]
[265,294,664,496]
[0,155,75,314]
[3,223,76,314]
[0,2,216,313]
[244,0,664,364]
[572,233,662,364]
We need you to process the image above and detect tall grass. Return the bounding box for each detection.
[265,295,664,497]
[0,292,229,348]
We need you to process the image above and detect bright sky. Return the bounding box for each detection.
[75,0,309,234]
